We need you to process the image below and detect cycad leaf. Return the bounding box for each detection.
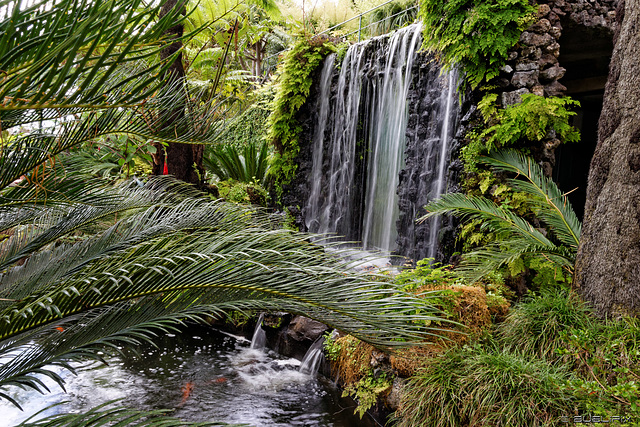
[478,150,581,248]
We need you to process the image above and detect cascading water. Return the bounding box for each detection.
[251,313,266,349]
[299,336,325,376]
[304,24,423,250]
[426,70,459,260]
[362,25,422,250]
[303,23,461,259]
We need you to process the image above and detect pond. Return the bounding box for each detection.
[1,326,377,426]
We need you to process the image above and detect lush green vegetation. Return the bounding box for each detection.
[0,0,452,423]
[423,150,580,284]
[397,289,640,426]
[267,36,337,201]
[464,94,581,170]
[418,0,536,88]
[2,0,635,424]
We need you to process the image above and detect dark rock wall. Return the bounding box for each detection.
[395,52,464,262]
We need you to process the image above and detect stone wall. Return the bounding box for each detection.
[492,0,617,175]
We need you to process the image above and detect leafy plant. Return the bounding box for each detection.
[498,288,593,359]
[203,141,272,186]
[343,372,392,419]
[560,317,640,422]
[418,0,536,88]
[422,150,581,284]
[267,36,337,202]
[464,94,581,170]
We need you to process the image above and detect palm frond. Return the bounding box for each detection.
[422,192,554,247]
[0,0,199,124]
[421,150,581,282]
[17,400,231,426]
[478,149,581,248]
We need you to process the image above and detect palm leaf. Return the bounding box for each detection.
[421,150,580,282]
[478,149,581,249]
[17,400,233,426]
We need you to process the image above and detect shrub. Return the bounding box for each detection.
[464,94,581,170]
[267,36,337,202]
[498,288,593,360]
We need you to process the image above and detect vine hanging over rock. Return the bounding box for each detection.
[268,36,338,202]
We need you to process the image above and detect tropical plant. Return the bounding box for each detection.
[0,0,449,423]
[421,149,581,284]
[464,94,581,170]
[418,0,536,88]
[203,140,272,185]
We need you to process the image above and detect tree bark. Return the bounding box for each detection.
[152,0,205,185]
[574,0,640,317]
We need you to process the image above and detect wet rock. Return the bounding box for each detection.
[520,31,554,47]
[540,65,566,82]
[515,61,539,71]
[511,70,539,88]
[544,80,567,96]
[502,88,530,106]
[529,18,552,34]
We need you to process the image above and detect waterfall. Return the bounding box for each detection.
[299,336,325,376]
[250,313,266,349]
[426,70,459,260]
[303,23,461,260]
[306,54,336,234]
[362,25,422,250]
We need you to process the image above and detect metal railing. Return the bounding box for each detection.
[317,0,418,42]
[261,0,419,77]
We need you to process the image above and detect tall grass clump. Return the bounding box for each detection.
[396,343,574,427]
[498,288,593,360]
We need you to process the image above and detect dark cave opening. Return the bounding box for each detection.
[553,21,613,220]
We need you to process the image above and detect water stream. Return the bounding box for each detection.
[1,326,374,426]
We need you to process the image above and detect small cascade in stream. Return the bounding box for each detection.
[302,23,461,260]
[299,336,325,376]
[250,313,266,349]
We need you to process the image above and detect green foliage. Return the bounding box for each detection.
[423,150,581,284]
[464,94,581,170]
[498,288,593,359]
[419,0,536,88]
[215,88,274,150]
[395,259,461,291]
[323,332,342,361]
[267,36,337,202]
[203,140,272,186]
[394,259,460,320]
[0,0,454,419]
[216,179,269,205]
[396,342,573,427]
[398,288,640,426]
[343,372,392,419]
[559,317,640,422]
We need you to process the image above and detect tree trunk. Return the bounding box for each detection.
[152,0,205,185]
[574,0,640,317]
